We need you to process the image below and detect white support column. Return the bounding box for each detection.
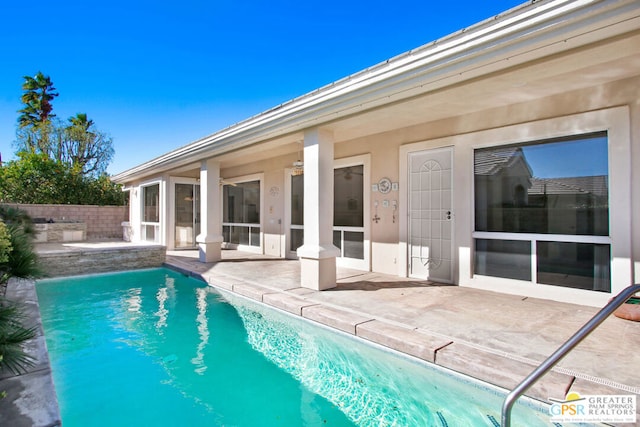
[297,128,340,290]
[196,158,223,262]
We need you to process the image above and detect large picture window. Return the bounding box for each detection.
[473,132,610,292]
[223,180,260,247]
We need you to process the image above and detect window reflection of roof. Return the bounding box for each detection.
[529,176,608,197]
[474,147,526,175]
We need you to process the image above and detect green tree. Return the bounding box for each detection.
[16,72,58,155]
[15,73,115,177]
[60,113,114,176]
[0,152,126,205]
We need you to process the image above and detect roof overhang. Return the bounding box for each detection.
[112,0,640,184]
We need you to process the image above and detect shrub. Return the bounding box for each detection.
[4,225,42,279]
[0,205,35,237]
[0,222,11,284]
[0,299,36,375]
[0,208,39,379]
[0,207,42,280]
[0,222,10,264]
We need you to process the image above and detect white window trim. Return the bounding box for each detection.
[139,179,163,244]
[168,177,200,251]
[334,155,371,271]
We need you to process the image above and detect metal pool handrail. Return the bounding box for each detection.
[501,284,640,427]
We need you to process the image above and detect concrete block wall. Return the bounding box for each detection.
[3,204,127,240]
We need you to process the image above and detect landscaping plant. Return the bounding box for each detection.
[0,210,40,377]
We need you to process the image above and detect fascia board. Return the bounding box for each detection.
[112,0,639,183]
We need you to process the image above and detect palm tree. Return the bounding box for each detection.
[18,72,58,128]
[17,72,59,154]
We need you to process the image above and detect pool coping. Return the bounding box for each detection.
[0,277,61,427]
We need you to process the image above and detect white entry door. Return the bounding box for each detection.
[408,147,454,283]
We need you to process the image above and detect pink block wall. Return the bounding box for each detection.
[4,204,128,240]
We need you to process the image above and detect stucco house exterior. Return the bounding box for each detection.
[112,0,640,307]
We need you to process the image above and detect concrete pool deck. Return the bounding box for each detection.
[165,249,640,419]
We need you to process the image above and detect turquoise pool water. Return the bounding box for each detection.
[37,268,553,426]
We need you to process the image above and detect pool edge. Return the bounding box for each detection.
[0,277,62,427]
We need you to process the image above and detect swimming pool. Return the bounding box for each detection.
[37,268,555,426]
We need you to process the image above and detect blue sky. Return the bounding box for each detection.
[0,0,525,175]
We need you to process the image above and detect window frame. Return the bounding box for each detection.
[467,108,631,300]
[220,173,264,252]
[284,154,371,271]
[472,132,611,290]
[140,181,161,243]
